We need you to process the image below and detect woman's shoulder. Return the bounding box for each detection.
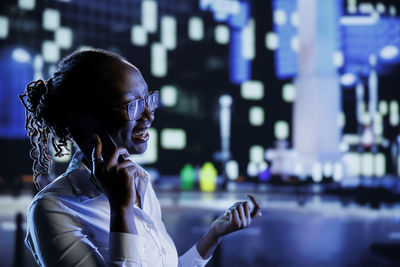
[34,174,74,199]
[28,171,81,214]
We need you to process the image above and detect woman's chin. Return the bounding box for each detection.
[127,142,147,155]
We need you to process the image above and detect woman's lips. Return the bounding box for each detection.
[131,128,150,142]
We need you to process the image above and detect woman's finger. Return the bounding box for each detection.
[236,203,245,227]
[92,134,103,172]
[247,193,262,218]
[116,159,136,170]
[232,209,241,229]
[116,163,139,179]
[244,201,251,226]
[106,147,130,169]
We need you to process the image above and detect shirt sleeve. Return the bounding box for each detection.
[25,196,146,267]
[178,244,212,267]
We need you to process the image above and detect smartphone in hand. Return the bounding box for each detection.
[67,114,118,170]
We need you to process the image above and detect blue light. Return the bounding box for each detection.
[12,48,31,63]
[342,16,400,76]
[230,29,250,84]
[228,1,249,28]
[200,0,251,84]
[272,0,298,79]
[0,48,34,139]
[228,1,251,84]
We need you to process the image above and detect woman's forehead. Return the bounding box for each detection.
[103,61,148,103]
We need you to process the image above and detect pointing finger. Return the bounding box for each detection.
[247,193,262,218]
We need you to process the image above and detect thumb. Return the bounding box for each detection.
[92,133,103,172]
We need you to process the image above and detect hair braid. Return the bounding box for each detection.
[19,49,126,189]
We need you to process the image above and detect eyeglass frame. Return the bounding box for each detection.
[111,90,160,121]
[83,90,160,121]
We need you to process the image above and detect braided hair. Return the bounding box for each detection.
[19,49,126,189]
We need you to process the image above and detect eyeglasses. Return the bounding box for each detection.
[113,91,160,121]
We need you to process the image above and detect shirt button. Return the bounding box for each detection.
[159,247,166,256]
[145,223,152,231]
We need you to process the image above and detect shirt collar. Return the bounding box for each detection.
[65,150,150,203]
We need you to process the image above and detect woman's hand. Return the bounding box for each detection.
[92,134,139,234]
[196,193,262,259]
[209,193,262,238]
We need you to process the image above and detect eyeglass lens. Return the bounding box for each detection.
[127,91,159,120]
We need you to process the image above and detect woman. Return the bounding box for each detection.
[20,49,261,266]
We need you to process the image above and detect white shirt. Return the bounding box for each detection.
[25,151,211,267]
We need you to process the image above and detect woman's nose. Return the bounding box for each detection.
[139,105,154,122]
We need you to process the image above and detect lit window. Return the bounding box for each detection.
[347,0,357,14]
[215,25,229,44]
[188,17,204,41]
[337,112,345,128]
[359,3,374,14]
[273,9,287,25]
[282,83,295,102]
[249,145,264,163]
[12,48,31,63]
[274,121,289,140]
[48,64,57,76]
[78,45,93,51]
[42,41,60,63]
[55,27,73,49]
[379,100,388,115]
[142,0,158,33]
[340,73,357,86]
[131,25,147,46]
[343,152,360,177]
[374,153,385,177]
[390,100,399,126]
[160,85,178,107]
[226,160,239,180]
[291,36,299,52]
[161,128,186,149]
[333,162,344,182]
[161,16,176,50]
[265,32,279,50]
[42,9,60,31]
[241,80,264,100]
[332,51,344,67]
[247,162,258,176]
[151,43,167,77]
[312,162,322,182]
[241,19,255,60]
[0,16,9,39]
[258,161,268,173]
[380,45,399,60]
[373,113,383,136]
[18,0,35,10]
[131,128,158,164]
[323,162,333,177]
[249,106,264,126]
[33,55,43,70]
[376,3,386,13]
[390,5,397,16]
[290,12,299,27]
[361,153,374,177]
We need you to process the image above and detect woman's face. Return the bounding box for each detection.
[99,60,154,155]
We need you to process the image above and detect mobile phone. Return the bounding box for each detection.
[67,114,118,170]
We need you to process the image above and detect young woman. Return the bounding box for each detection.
[20,49,261,266]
